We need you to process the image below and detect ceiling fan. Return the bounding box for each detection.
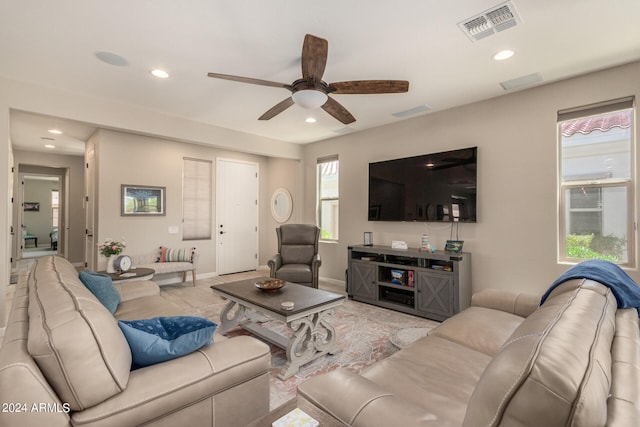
[207,34,409,125]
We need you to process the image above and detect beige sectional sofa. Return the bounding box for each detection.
[298,280,640,426]
[0,255,271,427]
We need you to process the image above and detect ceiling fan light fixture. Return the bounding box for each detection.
[292,89,328,109]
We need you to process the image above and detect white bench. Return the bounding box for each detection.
[130,251,198,286]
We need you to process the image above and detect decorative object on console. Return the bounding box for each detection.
[364,231,373,246]
[445,240,464,253]
[420,234,436,253]
[391,240,408,250]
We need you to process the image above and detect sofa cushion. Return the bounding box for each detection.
[462,279,616,427]
[363,335,493,425]
[79,269,121,313]
[118,316,217,369]
[27,256,132,411]
[429,306,526,356]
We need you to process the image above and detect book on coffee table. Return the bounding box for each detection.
[272,407,319,427]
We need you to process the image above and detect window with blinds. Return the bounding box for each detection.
[183,158,212,240]
[557,97,635,265]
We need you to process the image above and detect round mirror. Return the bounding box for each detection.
[271,188,292,223]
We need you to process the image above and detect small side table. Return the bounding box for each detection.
[99,267,155,283]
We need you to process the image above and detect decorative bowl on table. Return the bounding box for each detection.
[255,279,286,292]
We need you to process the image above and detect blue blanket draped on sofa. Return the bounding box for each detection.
[541,259,640,316]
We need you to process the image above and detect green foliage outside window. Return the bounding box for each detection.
[565,233,626,262]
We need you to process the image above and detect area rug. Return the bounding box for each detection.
[160,274,440,410]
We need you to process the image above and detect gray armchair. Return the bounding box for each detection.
[268,224,321,288]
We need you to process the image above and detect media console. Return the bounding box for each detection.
[347,245,471,321]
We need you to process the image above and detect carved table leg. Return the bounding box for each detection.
[219,300,246,335]
[278,309,340,380]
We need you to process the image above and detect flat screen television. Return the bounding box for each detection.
[368,146,477,222]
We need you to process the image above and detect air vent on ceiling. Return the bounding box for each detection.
[393,104,432,118]
[458,1,521,42]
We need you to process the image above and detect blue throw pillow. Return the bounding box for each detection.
[118,316,217,369]
[79,269,121,314]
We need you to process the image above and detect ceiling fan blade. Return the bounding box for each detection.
[301,34,328,80]
[258,97,295,120]
[330,80,409,94]
[207,72,292,90]
[322,97,356,124]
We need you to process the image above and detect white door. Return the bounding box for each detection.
[216,159,259,275]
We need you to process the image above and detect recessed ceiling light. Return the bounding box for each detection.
[151,69,170,79]
[48,129,62,135]
[493,49,515,61]
[305,117,317,123]
[44,144,56,149]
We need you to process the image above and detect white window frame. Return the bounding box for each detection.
[317,155,339,242]
[557,97,635,266]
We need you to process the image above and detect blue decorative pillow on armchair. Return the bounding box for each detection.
[79,269,121,314]
[118,316,217,369]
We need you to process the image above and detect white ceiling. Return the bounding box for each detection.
[3,0,640,156]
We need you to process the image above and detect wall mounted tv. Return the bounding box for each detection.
[368,146,477,222]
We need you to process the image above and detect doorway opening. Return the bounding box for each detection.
[17,167,67,260]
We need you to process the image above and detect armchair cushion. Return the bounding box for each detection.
[118,316,217,369]
[276,264,313,284]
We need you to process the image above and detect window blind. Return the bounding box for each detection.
[183,158,212,240]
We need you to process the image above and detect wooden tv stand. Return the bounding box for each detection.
[347,245,471,321]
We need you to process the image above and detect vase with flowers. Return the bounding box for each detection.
[98,238,126,273]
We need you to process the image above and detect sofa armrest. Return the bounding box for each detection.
[471,289,540,317]
[298,369,457,427]
[71,336,271,427]
[113,280,160,302]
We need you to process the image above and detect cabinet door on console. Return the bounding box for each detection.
[350,261,377,300]
[416,271,455,319]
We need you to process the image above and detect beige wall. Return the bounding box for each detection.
[93,129,300,274]
[303,61,640,295]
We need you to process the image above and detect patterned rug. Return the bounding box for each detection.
[159,272,440,410]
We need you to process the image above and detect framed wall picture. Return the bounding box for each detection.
[24,202,40,212]
[121,185,166,216]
